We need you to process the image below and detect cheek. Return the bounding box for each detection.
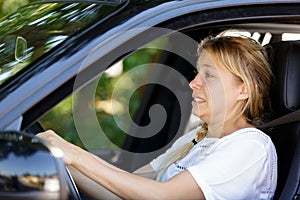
[207,81,227,110]
[206,81,225,100]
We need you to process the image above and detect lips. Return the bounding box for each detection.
[194,97,205,103]
[192,95,206,103]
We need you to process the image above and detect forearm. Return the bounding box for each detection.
[68,166,121,200]
[71,148,167,200]
[68,164,155,199]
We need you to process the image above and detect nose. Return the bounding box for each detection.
[189,73,204,90]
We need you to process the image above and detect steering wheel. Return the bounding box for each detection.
[25,121,46,134]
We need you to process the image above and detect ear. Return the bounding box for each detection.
[237,83,249,101]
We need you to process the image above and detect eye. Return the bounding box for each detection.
[205,72,214,78]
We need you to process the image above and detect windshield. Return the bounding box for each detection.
[0,1,127,86]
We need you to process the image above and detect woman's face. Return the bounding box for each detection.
[189,51,247,125]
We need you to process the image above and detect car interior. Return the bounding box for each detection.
[264,40,300,199]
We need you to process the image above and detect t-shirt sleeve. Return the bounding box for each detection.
[187,138,269,200]
[150,128,199,172]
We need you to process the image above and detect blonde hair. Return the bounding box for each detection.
[156,32,272,181]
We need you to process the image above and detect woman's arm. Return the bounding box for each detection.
[68,164,155,199]
[72,146,204,200]
[37,130,205,200]
[68,166,121,200]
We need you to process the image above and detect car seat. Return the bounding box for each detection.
[265,40,300,199]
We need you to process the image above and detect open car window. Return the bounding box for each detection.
[38,37,171,156]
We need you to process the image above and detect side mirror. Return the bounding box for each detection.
[0,131,80,200]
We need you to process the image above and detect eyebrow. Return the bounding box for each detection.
[203,64,213,68]
[199,63,217,71]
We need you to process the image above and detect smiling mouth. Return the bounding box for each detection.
[193,97,206,103]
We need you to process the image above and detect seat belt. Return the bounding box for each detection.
[258,109,300,129]
[258,110,300,199]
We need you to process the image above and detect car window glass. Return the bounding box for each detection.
[0,2,126,86]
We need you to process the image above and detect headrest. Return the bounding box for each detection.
[268,40,300,116]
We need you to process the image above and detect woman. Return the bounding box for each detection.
[37,32,277,199]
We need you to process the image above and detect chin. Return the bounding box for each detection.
[192,110,205,120]
[193,113,210,124]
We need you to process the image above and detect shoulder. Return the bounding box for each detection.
[218,128,276,158]
[187,128,277,199]
[224,127,273,145]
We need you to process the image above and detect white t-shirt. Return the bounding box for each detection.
[150,127,277,200]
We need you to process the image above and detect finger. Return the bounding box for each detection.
[36,130,58,141]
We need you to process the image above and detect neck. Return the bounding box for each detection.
[206,117,253,138]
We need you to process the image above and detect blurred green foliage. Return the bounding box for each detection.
[39,44,166,150]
